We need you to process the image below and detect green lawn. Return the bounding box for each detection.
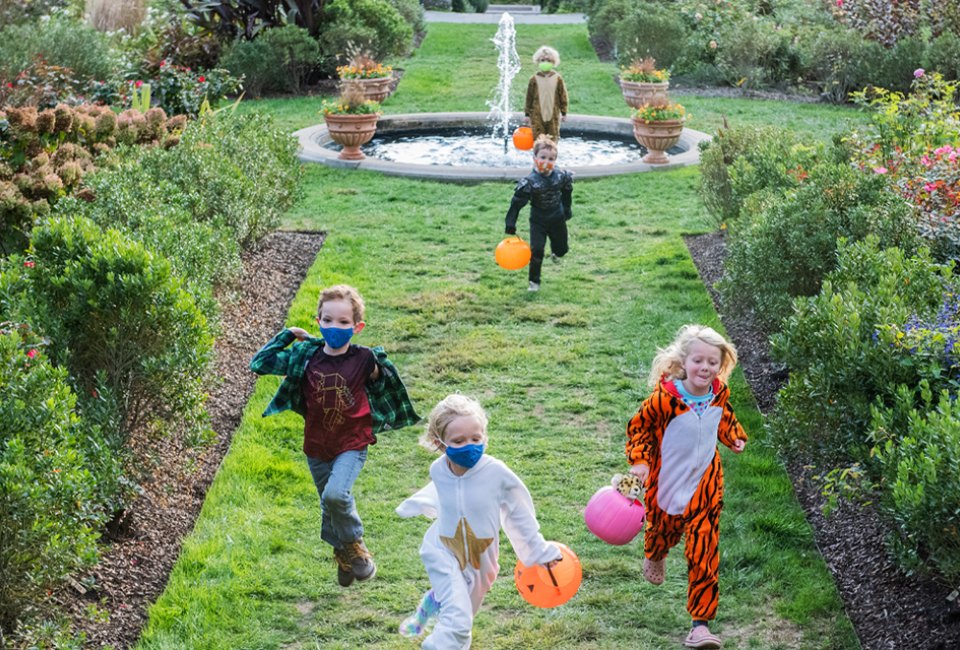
[137,23,862,650]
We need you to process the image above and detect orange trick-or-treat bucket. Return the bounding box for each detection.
[512,126,534,151]
[514,542,582,609]
[495,236,532,270]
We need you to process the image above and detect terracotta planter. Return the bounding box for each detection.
[632,117,685,165]
[619,78,670,109]
[323,112,379,160]
[339,76,393,103]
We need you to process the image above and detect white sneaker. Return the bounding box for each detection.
[528,281,540,292]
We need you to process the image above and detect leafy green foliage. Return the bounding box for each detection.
[222,25,320,96]
[614,4,688,69]
[319,0,414,67]
[19,216,214,442]
[770,238,953,460]
[0,321,109,633]
[721,156,921,333]
[152,59,241,118]
[0,17,119,87]
[870,387,960,582]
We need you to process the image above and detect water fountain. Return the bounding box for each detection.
[294,13,709,182]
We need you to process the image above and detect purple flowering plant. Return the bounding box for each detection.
[880,292,960,394]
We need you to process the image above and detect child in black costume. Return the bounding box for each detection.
[504,135,574,292]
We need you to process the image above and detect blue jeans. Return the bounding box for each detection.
[306,449,367,550]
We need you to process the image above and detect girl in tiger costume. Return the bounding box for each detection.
[626,324,747,649]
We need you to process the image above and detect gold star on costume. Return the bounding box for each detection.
[440,517,494,570]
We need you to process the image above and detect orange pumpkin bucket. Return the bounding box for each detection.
[495,236,532,270]
[514,542,582,609]
[512,126,534,151]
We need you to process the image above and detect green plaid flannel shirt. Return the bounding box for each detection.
[249,329,420,433]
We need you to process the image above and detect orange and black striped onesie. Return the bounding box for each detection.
[625,377,746,621]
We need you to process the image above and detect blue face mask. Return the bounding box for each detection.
[320,326,354,349]
[445,443,485,469]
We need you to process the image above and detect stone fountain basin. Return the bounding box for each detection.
[294,112,711,182]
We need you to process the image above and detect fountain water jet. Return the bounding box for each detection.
[486,13,522,154]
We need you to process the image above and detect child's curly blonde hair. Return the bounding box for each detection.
[533,45,560,66]
[420,394,489,452]
[647,324,738,388]
[317,284,365,323]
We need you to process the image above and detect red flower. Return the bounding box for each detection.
[5,82,11,88]
[135,80,143,88]
[198,76,205,83]
[23,260,34,268]
[159,60,166,67]
[26,349,38,359]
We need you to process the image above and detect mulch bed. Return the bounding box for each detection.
[55,231,325,649]
[50,229,960,649]
[685,231,960,650]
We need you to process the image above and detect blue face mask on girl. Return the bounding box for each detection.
[445,443,485,469]
[320,326,354,349]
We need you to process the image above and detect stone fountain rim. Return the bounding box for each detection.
[293,111,711,182]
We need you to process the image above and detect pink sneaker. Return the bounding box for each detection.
[643,557,665,585]
[684,625,721,649]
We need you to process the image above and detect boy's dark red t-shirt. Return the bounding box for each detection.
[302,344,376,461]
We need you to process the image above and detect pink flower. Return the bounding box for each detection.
[26,349,37,359]
[23,260,34,268]
[873,166,888,174]
[836,0,842,6]
[925,182,938,192]
[921,155,933,167]
[934,145,953,156]
[914,68,925,78]
[198,76,205,83]
[159,60,166,67]
[135,80,143,88]
[950,151,958,163]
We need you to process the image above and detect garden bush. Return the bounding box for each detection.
[713,16,800,88]
[925,31,960,82]
[697,124,807,228]
[152,60,241,118]
[873,35,927,93]
[452,0,474,12]
[0,17,120,86]
[387,0,427,42]
[0,321,109,633]
[770,237,953,461]
[258,25,321,93]
[55,111,301,293]
[614,4,688,69]
[721,158,921,333]
[586,0,632,59]
[18,216,214,442]
[0,103,186,256]
[320,0,413,65]
[220,39,275,98]
[802,26,882,103]
[870,387,960,582]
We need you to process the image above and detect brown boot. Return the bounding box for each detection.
[333,547,355,587]
[344,538,377,582]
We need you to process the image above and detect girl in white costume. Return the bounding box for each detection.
[396,394,562,649]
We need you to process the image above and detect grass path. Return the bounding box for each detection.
[138,23,862,650]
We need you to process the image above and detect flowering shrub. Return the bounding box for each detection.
[847,72,960,259]
[880,292,960,394]
[0,57,82,109]
[153,59,241,118]
[827,0,921,47]
[0,103,186,254]
[0,320,109,631]
[632,102,686,122]
[619,57,669,83]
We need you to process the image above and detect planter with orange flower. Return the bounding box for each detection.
[631,101,686,165]
[618,57,670,109]
[337,52,395,104]
[321,88,381,161]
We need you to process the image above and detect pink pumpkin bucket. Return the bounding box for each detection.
[583,486,646,545]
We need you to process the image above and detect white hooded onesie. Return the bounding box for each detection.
[396,454,560,649]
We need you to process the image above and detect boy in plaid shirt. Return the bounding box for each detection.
[250,284,418,586]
